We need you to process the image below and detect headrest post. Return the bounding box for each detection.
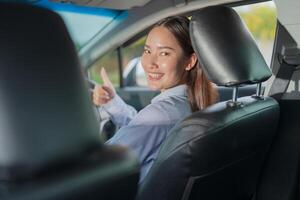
[256,83,262,97]
[232,86,239,102]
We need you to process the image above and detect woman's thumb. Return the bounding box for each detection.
[100,67,115,93]
[101,68,112,87]
[102,85,115,98]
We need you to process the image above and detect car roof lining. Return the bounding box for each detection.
[50,0,152,10]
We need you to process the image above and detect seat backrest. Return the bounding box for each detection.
[137,6,279,200]
[0,2,139,199]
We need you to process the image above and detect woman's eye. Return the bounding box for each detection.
[160,52,170,56]
[144,49,151,54]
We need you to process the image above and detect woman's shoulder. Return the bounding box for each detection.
[129,102,170,126]
[130,97,190,126]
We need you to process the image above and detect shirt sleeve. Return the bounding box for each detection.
[98,94,138,127]
[106,104,172,181]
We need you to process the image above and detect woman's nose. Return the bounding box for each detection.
[149,62,159,69]
[142,53,159,70]
[148,55,159,69]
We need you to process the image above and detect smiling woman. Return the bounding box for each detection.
[142,26,191,91]
[142,17,218,111]
[93,16,218,183]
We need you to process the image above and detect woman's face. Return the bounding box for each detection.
[141,26,190,91]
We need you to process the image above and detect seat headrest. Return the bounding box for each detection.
[190,6,272,86]
[0,3,101,180]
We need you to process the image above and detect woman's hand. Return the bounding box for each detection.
[93,68,116,106]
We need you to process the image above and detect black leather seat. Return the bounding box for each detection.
[0,3,139,200]
[137,6,279,200]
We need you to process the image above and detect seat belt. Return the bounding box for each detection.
[268,46,300,99]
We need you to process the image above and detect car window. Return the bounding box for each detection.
[122,36,147,87]
[88,36,147,87]
[234,1,277,67]
[88,50,120,87]
[58,10,120,50]
[122,36,146,70]
[34,3,123,50]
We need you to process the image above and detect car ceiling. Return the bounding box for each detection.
[50,0,152,10]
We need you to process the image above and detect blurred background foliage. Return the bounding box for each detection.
[238,4,277,41]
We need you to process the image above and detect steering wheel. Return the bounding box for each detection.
[86,78,117,141]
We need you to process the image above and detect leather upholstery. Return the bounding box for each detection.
[137,97,279,200]
[0,2,100,180]
[190,6,272,86]
[137,5,279,200]
[0,2,139,199]
[2,146,139,200]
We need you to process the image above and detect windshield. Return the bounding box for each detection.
[34,1,122,50]
[58,10,119,49]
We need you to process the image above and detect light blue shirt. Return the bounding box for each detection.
[100,85,191,182]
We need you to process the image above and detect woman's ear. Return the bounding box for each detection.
[185,53,198,71]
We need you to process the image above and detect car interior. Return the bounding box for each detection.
[0,0,300,200]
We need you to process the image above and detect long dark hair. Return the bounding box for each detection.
[153,16,218,111]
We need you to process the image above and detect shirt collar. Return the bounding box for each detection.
[151,84,187,104]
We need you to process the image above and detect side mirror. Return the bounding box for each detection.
[123,57,147,87]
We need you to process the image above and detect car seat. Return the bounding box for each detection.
[0,3,139,200]
[137,5,279,200]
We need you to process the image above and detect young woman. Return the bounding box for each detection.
[93,16,218,182]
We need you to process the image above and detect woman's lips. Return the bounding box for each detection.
[147,72,164,81]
